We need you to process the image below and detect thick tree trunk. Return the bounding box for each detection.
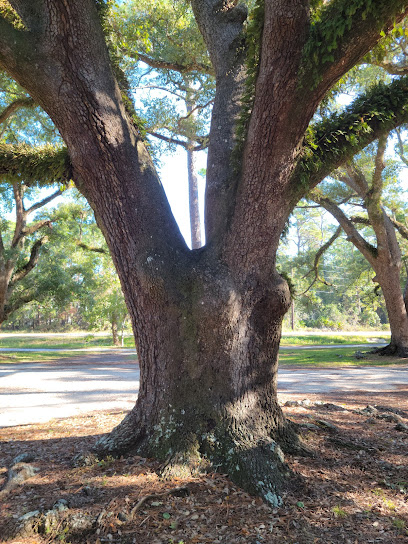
[95,262,300,503]
[373,264,408,357]
[0,0,311,504]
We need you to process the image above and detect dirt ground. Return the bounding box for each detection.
[0,388,407,544]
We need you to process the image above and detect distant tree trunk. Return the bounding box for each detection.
[313,136,408,357]
[187,146,201,249]
[111,319,120,347]
[186,96,202,249]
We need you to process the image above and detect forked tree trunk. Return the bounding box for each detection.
[2,0,404,505]
[95,263,299,503]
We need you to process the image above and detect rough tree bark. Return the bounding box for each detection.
[1,0,408,502]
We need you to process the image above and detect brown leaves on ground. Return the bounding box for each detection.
[0,390,407,544]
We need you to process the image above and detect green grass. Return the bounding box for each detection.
[0,351,85,363]
[0,333,136,349]
[280,334,390,346]
[279,347,407,367]
[0,331,404,368]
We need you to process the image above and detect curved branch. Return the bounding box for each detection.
[9,235,48,286]
[300,0,408,101]
[0,96,35,126]
[311,192,377,267]
[300,225,342,295]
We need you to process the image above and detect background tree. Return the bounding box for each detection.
[278,207,385,331]
[0,180,64,324]
[310,132,408,354]
[1,0,408,504]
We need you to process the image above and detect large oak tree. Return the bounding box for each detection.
[1,0,408,503]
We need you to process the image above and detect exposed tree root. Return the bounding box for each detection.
[92,405,304,505]
[370,343,408,357]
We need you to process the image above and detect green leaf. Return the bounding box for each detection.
[162,512,171,519]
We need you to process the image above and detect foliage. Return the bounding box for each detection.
[298,77,408,190]
[300,0,407,87]
[278,207,387,331]
[0,143,70,185]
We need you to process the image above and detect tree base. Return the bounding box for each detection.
[94,407,307,506]
[371,343,408,357]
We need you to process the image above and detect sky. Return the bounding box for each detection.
[159,147,207,247]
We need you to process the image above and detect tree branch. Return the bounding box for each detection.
[7,1,44,32]
[0,96,35,126]
[76,241,107,254]
[149,131,208,151]
[372,59,408,76]
[0,12,38,78]
[190,0,246,77]
[11,182,25,248]
[294,77,408,201]
[300,225,342,295]
[134,52,214,76]
[343,164,369,197]
[9,236,48,286]
[25,188,64,216]
[390,217,408,241]
[364,135,389,253]
[0,144,71,184]
[191,0,248,248]
[4,289,37,319]
[21,219,52,238]
[301,0,408,101]
[395,127,408,167]
[311,192,377,266]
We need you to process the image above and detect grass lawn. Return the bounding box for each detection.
[0,333,136,350]
[279,346,408,367]
[0,331,405,368]
[280,333,390,346]
[0,351,83,363]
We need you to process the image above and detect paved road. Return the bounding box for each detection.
[1,351,408,427]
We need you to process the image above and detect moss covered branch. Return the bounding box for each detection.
[300,0,408,93]
[293,77,408,202]
[0,144,71,186]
